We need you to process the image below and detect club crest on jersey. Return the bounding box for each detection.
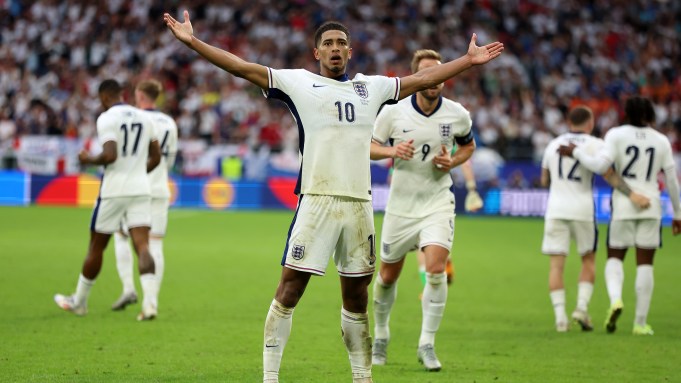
[353,82,369,99]
[291,244,305,260]
[439,124,452,140]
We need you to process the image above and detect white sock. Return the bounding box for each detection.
[635,265,654,327]
[263,299,294,383]
[549,289,567,324]
[604,258,624,305]
[576,282,594,312]
[139,273,159,312]
[73,274,94,307]
[114,232,135,295]
[372,274,396,341]
[149,238,165,286]
[419,272,447,347]
[341,308,372,381]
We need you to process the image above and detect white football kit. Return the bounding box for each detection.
[372,95,473,262]
[90,104,157,234]
[265,69,400,276]
[143,109,178,236]
[541,133,602,255]
[574,125,681,249]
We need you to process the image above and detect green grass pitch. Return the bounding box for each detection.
[1,206,679,382]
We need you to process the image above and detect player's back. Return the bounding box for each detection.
[143,109,178,199]
[543,132,603,220]
[97,104,156,198]
[605,124,673,219]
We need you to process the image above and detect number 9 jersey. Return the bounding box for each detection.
[96,104,157,199]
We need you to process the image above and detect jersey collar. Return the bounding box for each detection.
[411,94,442,117]
[327,73,350,82]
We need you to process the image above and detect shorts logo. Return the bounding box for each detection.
[291,244,305,260]
[382,242,390,255]
[353,82,369,99]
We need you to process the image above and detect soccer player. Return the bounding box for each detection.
[370,49,476,371]
[541,105,649,332]
[111,80,178,314]
[54,79,162,320]
[164,11,503,383]
[559,97,681,335]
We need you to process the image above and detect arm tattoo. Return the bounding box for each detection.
[605,171,632,196]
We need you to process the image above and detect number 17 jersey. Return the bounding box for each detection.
[96,104,157,199]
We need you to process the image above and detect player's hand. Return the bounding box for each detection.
[557,143,576,157]
[432,145,452,172]
[393,139,415,160]
[164,10,194,45]
[78,149,90,164]
[464,190,484,212]
[629,192,651,209]
[467,33,504,65]
[672,219,681,236]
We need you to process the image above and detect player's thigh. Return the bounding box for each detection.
[569,220,598,255]
[634,219,661,249]
[282,195,341,276]
[91,197,126,234]
[125,196,152,229]
[608,220,636,249]
[419,210,455,253]
[335,197,375,277]
[150,197,169,237]
[542,219,570,255]
[379,212,421,264]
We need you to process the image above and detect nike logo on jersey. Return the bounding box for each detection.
[312,84,327,88]
[402,129,415,133]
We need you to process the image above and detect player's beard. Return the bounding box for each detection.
[419,87,441,102]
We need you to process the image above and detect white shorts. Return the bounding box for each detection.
[542,219,598,256]
[282,194,375,277]
[608,219,661,249]
[150,197,170,236]
[380,211,454,264]
[91,196,151,234]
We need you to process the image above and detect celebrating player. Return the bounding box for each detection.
[370,49,476,371]
[559,97,681,335]
[165,10,502,383]
[111,80,178,318]
[541,106,648,332]
[54,79,161,320]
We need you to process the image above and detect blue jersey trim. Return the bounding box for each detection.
[411,94,442,117]
[267,88,305,195]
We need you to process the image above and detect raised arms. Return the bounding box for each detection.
[164,10,269,89]
[398,34,504,100]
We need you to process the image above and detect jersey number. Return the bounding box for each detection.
[558,156,581,181]
[334,101,355,123]
[421,144,430,161]
[159,131,170,157]
[120,123,143,156]
[622,146,655,181]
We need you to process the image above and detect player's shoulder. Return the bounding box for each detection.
[439,97,470,115]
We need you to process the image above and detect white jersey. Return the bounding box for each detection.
[373,95,473,218]
[542,133,603,221]
[265,68,400,200]
[142,109,178,199]
[601,125,675,220]
[96,104,157,199]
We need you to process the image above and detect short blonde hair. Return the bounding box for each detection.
[411,49,442,74]
[136,79,163,101]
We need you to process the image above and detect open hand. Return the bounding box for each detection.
[164,10,194,45]
[78,149,89,164]
[394,139,415,160]
[467,33,504,65]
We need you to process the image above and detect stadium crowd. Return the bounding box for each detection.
[1,0,680,170]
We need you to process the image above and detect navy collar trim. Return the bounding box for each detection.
[321,73,350,82]
[411,94,442,117]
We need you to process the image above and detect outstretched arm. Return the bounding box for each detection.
[164,10,269,89]
[398,34,503,100]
